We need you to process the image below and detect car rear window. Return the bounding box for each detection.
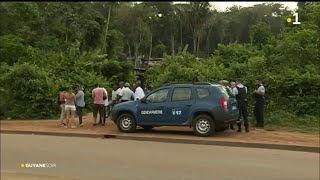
[172,87,192,101]
[217,86,232,99]
[196,88,210,98]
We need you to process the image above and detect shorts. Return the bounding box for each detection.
[65,105,76,111]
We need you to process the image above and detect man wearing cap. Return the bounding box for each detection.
[118,82,136,102]
[254,79,266,128]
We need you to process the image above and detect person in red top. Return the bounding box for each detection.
[58,87,67,126]
[92,84,107,126]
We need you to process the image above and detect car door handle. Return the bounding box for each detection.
[186,105,192,107]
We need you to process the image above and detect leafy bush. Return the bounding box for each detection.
[1,63,57,119]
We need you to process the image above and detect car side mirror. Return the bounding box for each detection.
[141,98,147,103]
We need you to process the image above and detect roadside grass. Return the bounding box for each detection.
[249,111,320,134]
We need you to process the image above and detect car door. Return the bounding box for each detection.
[137,88,171,125]
[166,87,194,125]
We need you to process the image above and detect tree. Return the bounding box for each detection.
[249,22,273,48]
[184,2,212,57]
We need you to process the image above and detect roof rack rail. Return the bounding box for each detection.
[193,82,212,85]
[162,82,212,86]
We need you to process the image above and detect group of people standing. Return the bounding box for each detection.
[58,85,86,128]
[57,81,149,128]
[219,79,266,133]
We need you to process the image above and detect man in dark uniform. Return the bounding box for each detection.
[232,79,249,132]
[254,79,266,128]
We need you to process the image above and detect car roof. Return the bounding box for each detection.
[161,82,222,87]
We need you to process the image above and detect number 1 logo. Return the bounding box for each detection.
[293,13,301,25]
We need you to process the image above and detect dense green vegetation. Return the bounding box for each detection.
[0,2,319,131]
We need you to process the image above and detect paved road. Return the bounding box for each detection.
[1,134,319,180]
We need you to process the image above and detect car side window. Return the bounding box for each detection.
[196,88,210,98]
[172,87,192,101]
[146,89,169,103]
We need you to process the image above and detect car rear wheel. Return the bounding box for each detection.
[192,114,215,137]
[141,126,154,131]
[117,113,136,133]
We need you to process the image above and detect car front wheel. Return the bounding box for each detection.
[192,114,215,137]
[117,113,136,133]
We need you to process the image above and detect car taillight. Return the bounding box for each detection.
[220,97,227,109]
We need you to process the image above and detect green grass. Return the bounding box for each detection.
[248,111,320,134]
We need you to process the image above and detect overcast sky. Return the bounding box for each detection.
[210,1,298,11]
[170,1,298,12]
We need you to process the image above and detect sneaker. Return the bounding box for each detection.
[60,123,66,127]
[79,124,83,127]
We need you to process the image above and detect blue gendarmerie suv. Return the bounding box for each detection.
[110,82,239,137]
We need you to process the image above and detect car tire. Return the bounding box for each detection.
[192,114,215,137]
[117,113,136,133]
[141,126,154,131]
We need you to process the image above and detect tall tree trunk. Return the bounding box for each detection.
[220,30,223,44]
[171,32,175,55]
[127,41,132,60]
[134,32,142,69]
[180,22,183,49]
[134,44,139,68]
[149,33,152,62]
[196,35,200,58]
[206,28,212,55]
[134,33,142,68]
[192,30,197,55]
[102,7,111,54]
[65,25,68,44]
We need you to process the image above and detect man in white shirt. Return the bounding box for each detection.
[116,81,124,103]
[134,81,145,100]
[111,85,118,102]
[119,83,135,102]
[232,80,248,96]
[106,85,118,118]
